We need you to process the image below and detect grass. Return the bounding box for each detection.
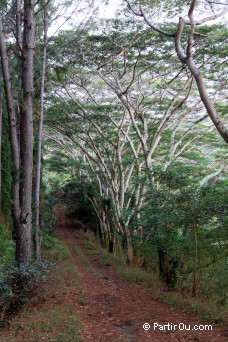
[82,231,228,324]
[72,242,100,278]
[42,231,71,261]
[98,246,163,291]
[0,235,83,342]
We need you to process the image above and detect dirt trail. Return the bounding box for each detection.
[54,208,227,342]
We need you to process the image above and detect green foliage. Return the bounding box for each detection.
[0,261,53,324]
[1,110,11,226]
[42,231,71,262]
[40,165,67,232]
[64,177,99,227]
[42,230,70,259]
[0,225,15,267]
[42,230,61,250]
[146,168,226,234]
[40,196,56,232]
[139,167,227,303]
[0,262,50,296]
[215,103,228,119]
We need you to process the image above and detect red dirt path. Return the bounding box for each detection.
[55,208,228,342]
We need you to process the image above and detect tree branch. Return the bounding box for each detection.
[139,5,175,37]
[199,165,227,188]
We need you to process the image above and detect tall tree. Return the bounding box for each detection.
[18,0,35,262]
[33,4,48,262]
[0,0,35,263]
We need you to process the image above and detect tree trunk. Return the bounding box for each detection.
[125,230,133,266]
[158,246,171,285]
[192,219,197,296]
[15,0,23,161]
[108,239,114,253]
[34,7,48,262]
[18,0,35,263]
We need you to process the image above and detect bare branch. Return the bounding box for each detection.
[139,5,175,37]
[187,0,197,58]
[183,7,228,25]
[174,17,228,143]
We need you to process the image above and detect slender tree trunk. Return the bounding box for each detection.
[16,0,22,154]
[158,246,171,285]
[19,0,35,263]
[125,230,133,266]
[16,0,23,50]
[34,7,48,262]
[192,219,197,296]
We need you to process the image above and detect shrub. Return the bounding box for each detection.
[0,262,52,324]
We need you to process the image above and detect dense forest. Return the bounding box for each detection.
[0,0,227,337]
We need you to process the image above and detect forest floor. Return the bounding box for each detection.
[0,207,227,341]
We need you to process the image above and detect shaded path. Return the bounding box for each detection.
[54,208,227,342]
